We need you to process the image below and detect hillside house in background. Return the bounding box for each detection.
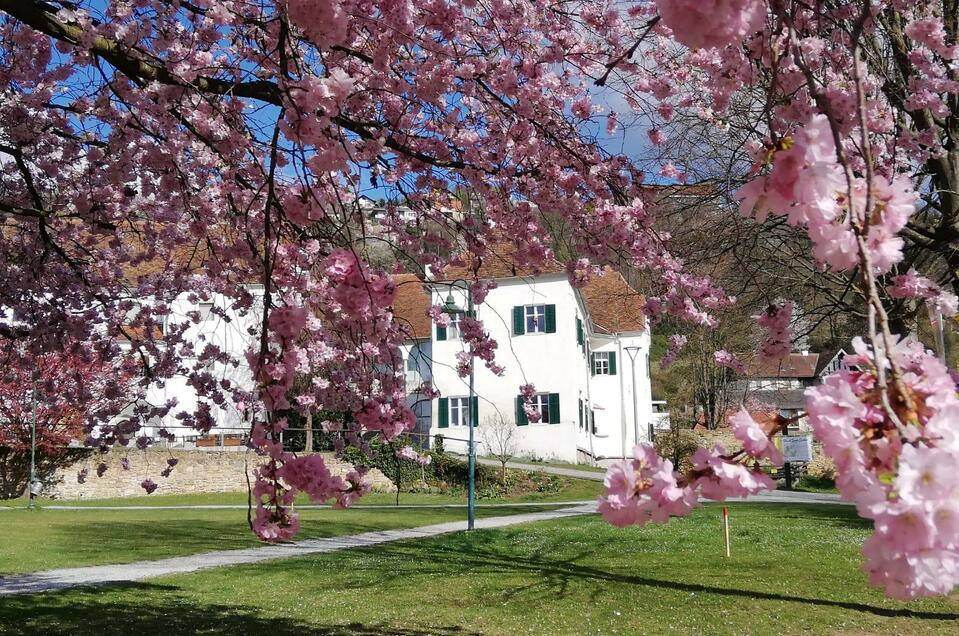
[732,350,847,431]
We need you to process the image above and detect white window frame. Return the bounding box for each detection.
[449,396,471,427]
[525,304,546,333]
[530,393,550,423]
[198,301,215,322]
[447,312,462,339]
[593,351,611,375]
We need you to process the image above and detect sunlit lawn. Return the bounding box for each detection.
[2,503,957,635]
[1,474,602,509]
[0,479,601,575]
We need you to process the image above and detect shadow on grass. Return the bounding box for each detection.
[0,582,481,636]
[716,501,872,530]
[324,510,955,623]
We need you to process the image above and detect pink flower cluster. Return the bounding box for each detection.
[427,304,451,328]
[459,317,504,377]
[888,269,958,318]
[737,116,917,274]
[598,445,698,527]
[599,441,777,529]
[689,445,776,500]
[728,410,783,465]
[395,445,432,466]
[805,337,959,599]
[714,349,746,375]
[655,0,765,50]
[659,334,687,369]
[755,302,793,360]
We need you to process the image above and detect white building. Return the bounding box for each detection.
[117,286,263,446]
[394,248,655,465]
[123,249,656,464]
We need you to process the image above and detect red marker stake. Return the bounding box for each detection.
[723,506,731,558]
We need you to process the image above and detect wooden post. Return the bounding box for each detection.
[722,506,731,558]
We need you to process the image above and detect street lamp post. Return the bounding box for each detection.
[442,283,476,531]
[624,346,647,446]
[28,371,37,509]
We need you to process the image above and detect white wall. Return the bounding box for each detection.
[428,275,590,463]
[132,288,264,440]
[401,339,433,445]
[586,331,653,462]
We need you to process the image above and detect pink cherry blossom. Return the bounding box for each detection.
[728,410,783,465]
[655,0,765,50]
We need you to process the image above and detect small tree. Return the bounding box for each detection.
[0,344,136,498]
[480,415,516,483]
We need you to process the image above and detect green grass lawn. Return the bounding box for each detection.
[1,476,602,509]
[2,503,957,635]
[0,479,601,575]
[0,503,570,576]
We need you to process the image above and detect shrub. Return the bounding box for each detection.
[807,452,838,481]
[341,436,430,491]
[654,429,701,473]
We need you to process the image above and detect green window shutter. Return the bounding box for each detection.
[467,309,476,319]
[470,396,479,427]
[608,351,617,375]
[545,304,556,333]
[515,396,528,426]
[512,306,525,336]
[590,353,595,376]
[438,397,449,428]
[436,324,447,341]
[576,318,584,345]
[578,398,583,429]
[548,393,561,424]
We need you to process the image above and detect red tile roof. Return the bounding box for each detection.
[437,241,565,281]
[747,353,820,378]
[580,268,646,334]
[393,274,431,340]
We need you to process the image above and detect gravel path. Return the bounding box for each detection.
[0,503,597,596]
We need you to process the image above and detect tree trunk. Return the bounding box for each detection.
[304,410,313,453]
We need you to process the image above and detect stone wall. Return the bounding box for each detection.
[45,450,395,500]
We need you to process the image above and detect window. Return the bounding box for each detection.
[594,352,610,375]
[513,304,555,335]
[525,305,546,333]
[530,393,550,422]
[591,351,617,375]
[438,396,476,428]
[406,352,418,372]
[447,312,462,339]
[449,396,471,427]
[515,392,560,425]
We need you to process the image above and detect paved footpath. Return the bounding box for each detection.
[475,457,845,506]
[0,503,596,597]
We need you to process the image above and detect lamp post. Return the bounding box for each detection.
[624,346,646,446]
[28,371,37,509]
[442,283,476,531]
